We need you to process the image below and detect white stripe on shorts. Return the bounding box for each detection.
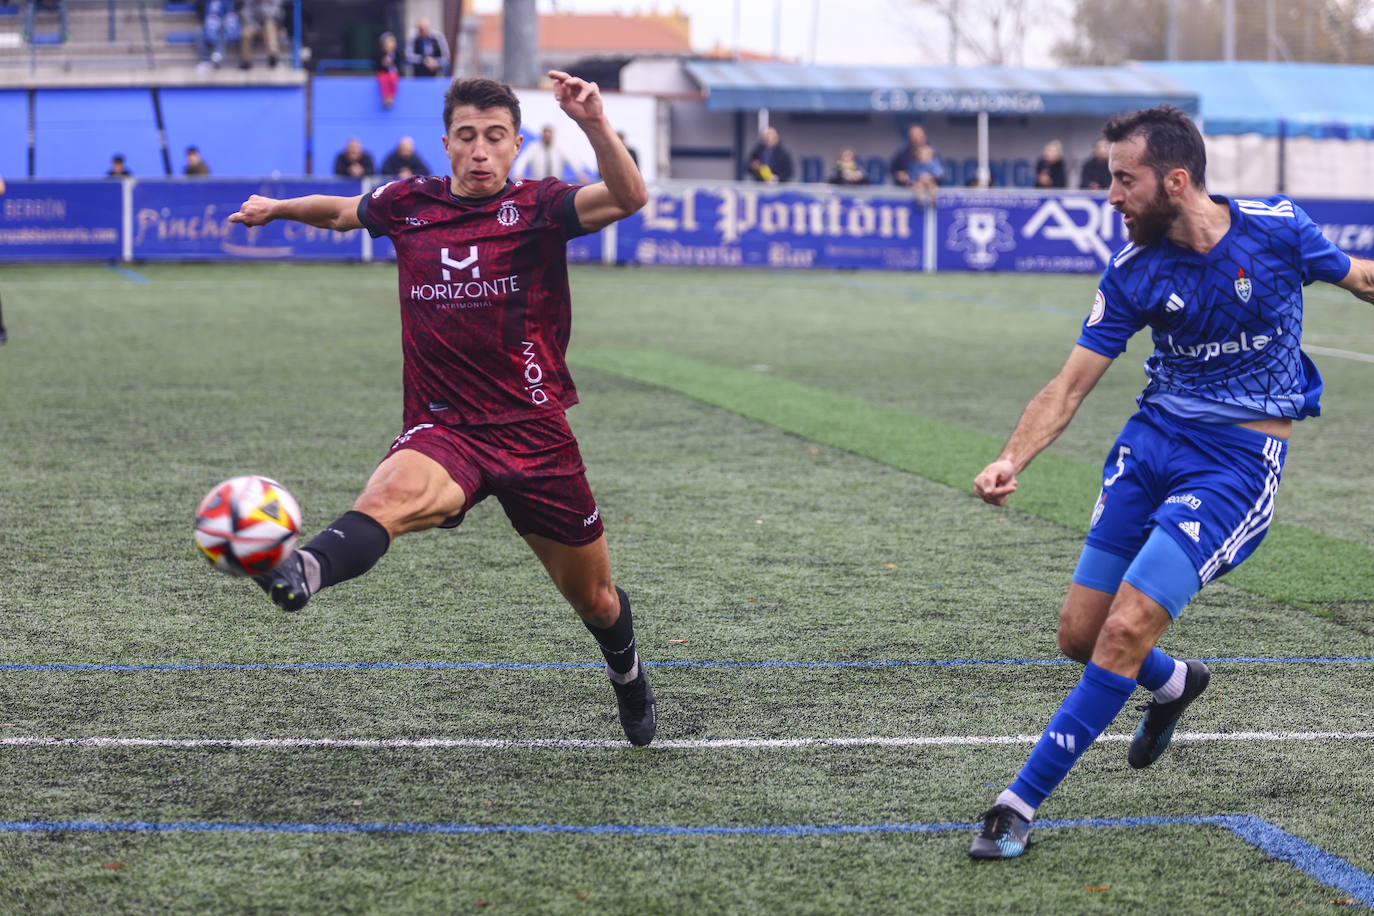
[1198,437,1283,584]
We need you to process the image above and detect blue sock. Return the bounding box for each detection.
[1135,647,1176,692]
[1008,662,1136,811]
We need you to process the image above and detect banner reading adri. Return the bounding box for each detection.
[0,181,121,262]
[132,179,365,261]
[619,185,924,271]
[938,190,1126,274]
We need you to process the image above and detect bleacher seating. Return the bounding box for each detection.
[0,0,298,76]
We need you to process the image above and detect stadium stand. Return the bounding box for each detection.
[0,0,304,75]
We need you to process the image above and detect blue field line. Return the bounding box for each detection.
[3,655,1374,674]
[0,814,1369,905]
[102,264,150,284]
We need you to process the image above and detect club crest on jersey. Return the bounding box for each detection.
[1087,288,1106,326]
[1234,268,1252,302]
[497,200,520,227]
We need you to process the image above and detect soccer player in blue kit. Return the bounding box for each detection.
[967,106,1374,859]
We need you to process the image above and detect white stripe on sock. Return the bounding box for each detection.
[1154,659,1188,702]
[995,789,1036,821]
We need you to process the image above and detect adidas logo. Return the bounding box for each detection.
[1179,520,1201,542]
[1166,292,1186,312]
[1048,730,1076,754]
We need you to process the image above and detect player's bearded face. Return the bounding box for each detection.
[1123,178,1177,247]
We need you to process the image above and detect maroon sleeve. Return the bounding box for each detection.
[358,179,404,239]
[536,177,585,239]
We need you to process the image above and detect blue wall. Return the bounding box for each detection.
[35,88,162,177]
[160,87,306,177]
[0,90,27,178]
[311,77,448,176]
[25,86,306,178]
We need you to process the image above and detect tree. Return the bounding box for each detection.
[895,0,1060,66]
[1054,0,1374,65]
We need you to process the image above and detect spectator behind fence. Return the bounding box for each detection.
[239,0,283,69]
[828,147,869,186]
[194,0,239,71]
[183,145,210,177]
[1080,138,1111,190]
[376,31,400,108]
[406,17,449,77]
[908,145,943,203]
[381,137,430,178]
[890,124,943,188]
[518,125,588,183]
[1035,140,1068,189]
[745,126,793,183]
[333,138,375,179]
[106,154,131,178]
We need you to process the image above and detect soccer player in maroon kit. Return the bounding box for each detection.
[227,74,655,745]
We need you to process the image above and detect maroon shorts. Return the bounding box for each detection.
[387,413,604,546]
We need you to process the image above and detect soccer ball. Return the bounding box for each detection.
[194,475,302,577]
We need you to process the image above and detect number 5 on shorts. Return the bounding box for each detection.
[1103,445,1132,486]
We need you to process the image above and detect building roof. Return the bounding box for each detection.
[682,60,1200,117]
[476,11,691,56]
[1142,62,1374,138]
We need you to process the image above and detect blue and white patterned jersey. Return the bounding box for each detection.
[1078,195,1351,421]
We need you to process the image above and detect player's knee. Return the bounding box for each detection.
[1057,629,1094,664]
[1093,614,1155,668]
[569,583,619,627]
[354,471,463,534]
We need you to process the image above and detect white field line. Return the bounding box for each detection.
[1305,344,1374,364]
[2,731,1373,751]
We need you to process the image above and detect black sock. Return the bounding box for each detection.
[302,510,391,589]
[584,586,637,676]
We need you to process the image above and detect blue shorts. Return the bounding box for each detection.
[1081,404,1287,589]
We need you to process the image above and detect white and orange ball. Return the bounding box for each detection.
[194,475,302,577]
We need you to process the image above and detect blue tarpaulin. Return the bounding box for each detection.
[682,60,1199,117]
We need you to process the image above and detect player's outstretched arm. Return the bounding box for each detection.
[974,344,1114,506]
[548,69,647,233]
[229,194,365,232]
[1336,255,1374,304]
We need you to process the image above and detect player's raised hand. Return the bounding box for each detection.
[973,458,1018,506]
[549,70,604,123]
[228,194,278,227]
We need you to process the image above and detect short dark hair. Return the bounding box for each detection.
[1102,105,1206,189]
[443,77,521,133]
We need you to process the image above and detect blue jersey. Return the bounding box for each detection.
[1078,195,1351,421]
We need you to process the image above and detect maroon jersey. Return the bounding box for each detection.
[358,175,586,426]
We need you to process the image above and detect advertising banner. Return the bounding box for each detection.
[936,190,1125,274]
[618,185,924,271]
[1296,198,1374,259]
[0,181,122,262]
[130,179,364,261]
